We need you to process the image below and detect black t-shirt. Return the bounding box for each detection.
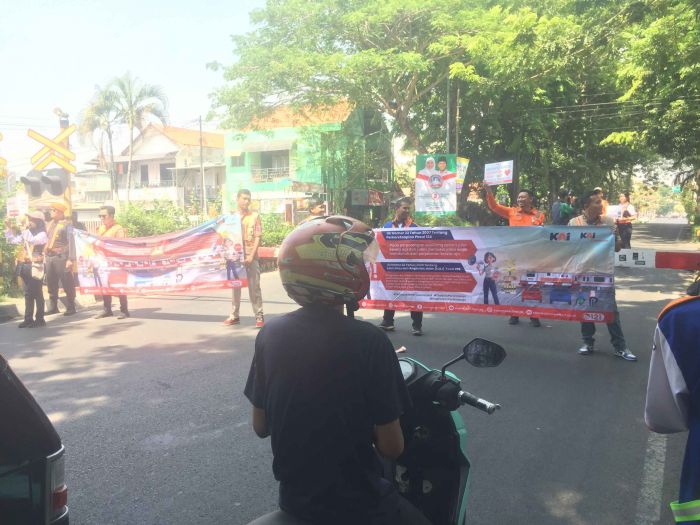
[244,306,411,524]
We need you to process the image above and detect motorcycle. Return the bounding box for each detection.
[248,338,506,525]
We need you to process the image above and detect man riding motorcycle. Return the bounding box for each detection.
[244,215,431,524]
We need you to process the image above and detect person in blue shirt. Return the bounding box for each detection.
[645,285,700,524]
[379,197,424,336]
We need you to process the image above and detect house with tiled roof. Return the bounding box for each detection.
[224,102,392,224]
[112,124,225,211]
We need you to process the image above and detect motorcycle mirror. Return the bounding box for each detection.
[463,338,506,367]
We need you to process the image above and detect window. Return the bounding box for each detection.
[260,150,289,170]
[230,154,245,167]
[0,460,45,522]
[159,163,175,185]
[140,165,149,186]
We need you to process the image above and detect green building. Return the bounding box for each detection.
[223,102,392,224]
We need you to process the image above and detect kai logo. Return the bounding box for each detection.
[549,232,571,241]
[579,232,596,239]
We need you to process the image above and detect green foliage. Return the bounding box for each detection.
[213,0,698,212]
[259,214,295,247]
[117,201,190,237]
[415,212,473,227]
[0,187,21,299]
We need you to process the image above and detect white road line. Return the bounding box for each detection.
[635,433,668,524]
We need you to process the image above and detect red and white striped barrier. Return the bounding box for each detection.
[615,249,700,270]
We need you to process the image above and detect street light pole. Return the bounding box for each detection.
[200,115,206,216]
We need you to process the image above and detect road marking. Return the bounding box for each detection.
[635,433,667,524]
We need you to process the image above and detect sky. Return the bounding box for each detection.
[0,0,267,176]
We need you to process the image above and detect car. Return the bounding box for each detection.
[0,355,68,525]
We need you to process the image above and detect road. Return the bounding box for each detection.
[0,222,696,525]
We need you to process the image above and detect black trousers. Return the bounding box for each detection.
[383,309,423,328]
[103,295,128,313]
[19,264,44,322]
[618,224,632,249]
[45,254,75,308]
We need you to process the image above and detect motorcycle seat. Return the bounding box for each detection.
[247,510,310,524]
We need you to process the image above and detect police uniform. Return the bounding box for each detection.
[645,295,700,523]
[44,216,76,315]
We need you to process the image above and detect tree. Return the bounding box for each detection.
[79,85,120,203]
[111,73,168,203]
[211,0,496,153]
[614,0,700,220]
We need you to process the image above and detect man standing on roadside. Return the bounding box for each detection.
[94,205,130,320]
[568,191,636,361]
[44,202,76,316]
[379,197,424,336]
[485,184,545,327]
[224,189,265,328]
[551,189,574,225]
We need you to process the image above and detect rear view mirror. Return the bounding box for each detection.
[463,338,506,368]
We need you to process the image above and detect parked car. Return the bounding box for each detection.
[0,355,68,525]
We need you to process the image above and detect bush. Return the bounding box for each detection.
[414,212,474,227]
[260,213,294,247]
[117,201,191,237]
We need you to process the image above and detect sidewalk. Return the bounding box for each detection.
[0,287,97,323]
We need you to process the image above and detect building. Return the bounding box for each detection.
[223,102,392,224]
[112,124,225,211]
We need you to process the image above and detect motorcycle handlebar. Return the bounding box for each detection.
[458,390,501,414]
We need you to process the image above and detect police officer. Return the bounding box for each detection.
[43,202,76,316]
[645,282,700,523]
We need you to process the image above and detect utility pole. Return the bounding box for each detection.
[455,87,460,157]
[53,107,72,216]
[199,115,205,216]
[446,78,450,153]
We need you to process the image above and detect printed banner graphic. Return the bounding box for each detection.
[362,226,616,322]
[484,160,513,185]
[74,216,246,295]
[415,154,457,213]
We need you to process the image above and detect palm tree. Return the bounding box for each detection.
[79,85,120,203]
[111,72,168,203]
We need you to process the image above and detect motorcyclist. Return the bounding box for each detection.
[244,215,431,524]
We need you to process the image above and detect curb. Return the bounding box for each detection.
[0,293,98,324]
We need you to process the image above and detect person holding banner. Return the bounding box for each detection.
[94,205,129,320]
[5,212,48,328]
[379,197,424,336]
[224,189,265,328]
[569,191,636,361]
[485,185,544,327]
[44,202,77,316]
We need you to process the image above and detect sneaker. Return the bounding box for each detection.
[32,319,46,327]
[508,316,519,325]
[412,326,423,336]
[63,308,77,317]
[379,321,395,331]
[117,310,130,320]
[18,320,33,328]
[529,318,541,328]
[255,317,265,328]
[94,310,113,319]
[578,343,594,355]
[223,317,240,326]
[45,308,60,316]
[614,348,638,361]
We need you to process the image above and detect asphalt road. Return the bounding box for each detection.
[0,222,696,525]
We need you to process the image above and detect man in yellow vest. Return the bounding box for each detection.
[94,205,129,319]
[223,189,264,328]
[44,202,76,316]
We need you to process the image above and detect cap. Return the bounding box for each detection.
[593,187,603,192]
[27,211,45,221]
[50,202,67,213]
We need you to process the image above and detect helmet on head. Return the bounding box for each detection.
[278,215,375,310]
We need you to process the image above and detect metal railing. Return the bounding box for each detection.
[133,179,177,189]
[251,167,289,182]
